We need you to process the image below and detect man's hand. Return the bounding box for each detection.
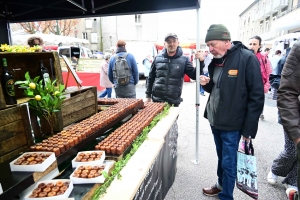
[200,75,210,85]
[144,98,152,102]
[294,138,300,145]
[195,50,205,61]
[242,136,251,142]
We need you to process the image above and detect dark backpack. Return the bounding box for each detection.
[113,53,131,85]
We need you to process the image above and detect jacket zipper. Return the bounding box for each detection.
[217,67,224,88]
[166,59,170,98]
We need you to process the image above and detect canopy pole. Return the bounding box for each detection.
[0,21,12,45]
[192,3,201,165]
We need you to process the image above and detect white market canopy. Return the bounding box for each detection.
[11,33,89,46]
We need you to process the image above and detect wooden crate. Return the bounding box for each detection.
[37,86,98,133]
[0,52,63,109]
[0,104,33,163]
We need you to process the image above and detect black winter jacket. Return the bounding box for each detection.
[146,46,203,106]
[203,41,264,138]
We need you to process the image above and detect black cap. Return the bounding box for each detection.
[164,33,178,41]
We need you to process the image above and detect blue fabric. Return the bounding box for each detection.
[99,87,112,98]
[211,126,241,200]
[200,72,209,94]
[108,52,139,85]
[200,85,205,94]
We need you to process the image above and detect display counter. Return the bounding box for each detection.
[62,71,104,91]
[0,102,180,200]
[101,107,180,200]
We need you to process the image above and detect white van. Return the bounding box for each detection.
[124,42,157,77]
[58,46,93,59]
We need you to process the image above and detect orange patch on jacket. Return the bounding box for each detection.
[228,70,238,76]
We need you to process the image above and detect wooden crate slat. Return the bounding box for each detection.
[0,119,26,141]
[62,105,97,127]
[0,133,27,157]
[0,145,28,163]
[62,88,96,107]
[0,106,22,126]
[0,82,5,109]
[61,96,96,117]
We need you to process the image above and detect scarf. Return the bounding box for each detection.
[116,46,127,53]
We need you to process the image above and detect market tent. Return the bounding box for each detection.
[0,0,200,44]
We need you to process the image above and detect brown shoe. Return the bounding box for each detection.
[203,185,222,196]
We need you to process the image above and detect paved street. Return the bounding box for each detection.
[99,80,288,200]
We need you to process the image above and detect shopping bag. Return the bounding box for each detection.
[236,140,258,200]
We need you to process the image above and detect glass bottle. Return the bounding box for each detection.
[39,60,50,84]
[1,58,17,105]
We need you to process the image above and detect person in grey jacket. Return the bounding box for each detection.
[277,41,300,200]
[145,32,204,106]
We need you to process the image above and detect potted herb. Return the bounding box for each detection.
[15,72,66,137]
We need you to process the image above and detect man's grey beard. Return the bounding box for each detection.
[213,54,223,58]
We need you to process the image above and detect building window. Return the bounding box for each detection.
[91,33,97,43]
[85,19,92,29]
[260,23,263,33]
[265,21,269,32]
[82,32,88,40]
[135,14,141,24]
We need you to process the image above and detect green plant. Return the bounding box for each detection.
[15,71,66,136]
[92,104,170,199]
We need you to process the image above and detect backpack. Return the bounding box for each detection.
[112,53,131,85]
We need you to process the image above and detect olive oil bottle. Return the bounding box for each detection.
[1,58,17,105]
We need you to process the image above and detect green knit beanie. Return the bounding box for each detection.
[205,24,231,42]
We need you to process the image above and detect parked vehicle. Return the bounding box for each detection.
[58,46,93,59]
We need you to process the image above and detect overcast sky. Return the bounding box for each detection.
[157,0,254,42]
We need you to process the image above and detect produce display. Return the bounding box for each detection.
[28,98,143,157]
[95,102,165,156]
[13,153,52,165]
[72,165,105,178]
[28,180,70,198]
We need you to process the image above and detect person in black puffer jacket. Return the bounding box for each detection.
[145,32,205,106]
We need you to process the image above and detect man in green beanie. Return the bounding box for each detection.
[198,24,264,200]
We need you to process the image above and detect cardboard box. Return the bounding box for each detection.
[24,179,73,200]
[71,151,105,168]
[9,152,56,172]
[70,163,110,184]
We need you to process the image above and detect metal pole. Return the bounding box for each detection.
[192,3,201,165]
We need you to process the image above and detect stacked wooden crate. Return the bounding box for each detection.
[0,52,98,162]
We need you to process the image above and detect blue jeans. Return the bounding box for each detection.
[99,87,112,98]
[211,126,241,200]
[200,73,209,94]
